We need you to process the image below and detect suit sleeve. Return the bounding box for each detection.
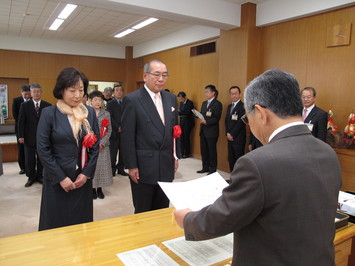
[183,155,264,240]
[106,101,119,131]
[121,96,138,169]
[12,99,19,121]
[317,111,328,142]
[37,108,67,184]
[100,112,112,147]
[17,103,25,139]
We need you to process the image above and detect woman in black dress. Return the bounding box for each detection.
[37,67,100,230]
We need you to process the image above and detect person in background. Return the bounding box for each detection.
[18,83,51,187]
[197,85,222,175]
[301,87,328,142]
[37,67,100,230]
[121,59,180,213]
[225,86,246,172]
[177,91,195,158]
[12,85,31,175]
[89,91,113,199]
[103,87,113,107]
[248,132,263,151]
[107,84,128,177]
[174,69,341,266]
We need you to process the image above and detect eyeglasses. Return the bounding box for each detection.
[241,104,267,125]
[301,96,313,100]
[241,113,249,125]
[147,72,169,79]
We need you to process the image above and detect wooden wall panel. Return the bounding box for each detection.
[260,5,355,131]
[0,50,30,78]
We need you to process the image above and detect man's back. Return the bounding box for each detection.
[184,125,341,266]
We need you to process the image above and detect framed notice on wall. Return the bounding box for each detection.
[0,84,8,119]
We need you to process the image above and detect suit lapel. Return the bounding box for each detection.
[55,106,77,144]
[138,88,165,135]
[161,91,172,140]
[305,107,317,123]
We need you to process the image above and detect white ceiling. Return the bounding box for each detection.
[0,0,265,47]
[1,0,354,58]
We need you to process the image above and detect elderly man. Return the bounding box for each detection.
[121,59,180,213]
[174,69,341,266]
[18,83,51,187]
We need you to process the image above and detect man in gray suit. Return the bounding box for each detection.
[122,59,180,213]
[174,69,341,266]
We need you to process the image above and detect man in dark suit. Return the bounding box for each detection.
[18,83,51,187]
[12,85,31,175]
[177,91,195,158]
[301,87,328,142]
[121,59,181,213]
[225,86,246,172]
[174,69,341,266]
[106,84,128,176]
[197,85,222,175]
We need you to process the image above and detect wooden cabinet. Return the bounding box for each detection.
[335,148,355,192]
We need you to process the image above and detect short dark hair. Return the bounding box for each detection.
[88,90,104,100]
[113,84,123,90]
[205,84,218,98]
[21,85,30,92]
[177,91,186,98]
[244,69,303,118]
[301,87,316,97]
[53,67,88,99]
[229,86,241,93]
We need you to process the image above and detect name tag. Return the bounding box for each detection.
[232,114,238,120]
[206,111,212,117]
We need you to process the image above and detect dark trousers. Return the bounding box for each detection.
[200,134,218,172]
[180,122,193,156]
[130,180,170,214]
[17,142,25,170]
[24,144,43,181]
[109,133,124,174]
[228,140,245,172]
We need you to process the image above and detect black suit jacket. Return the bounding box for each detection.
[225,100,246,145]
[12,96,26,136]
[178,99,195,127]
[199,98,222,138]
[106,98,122,139]
[18,100,52,147]
[304,105,328,142]
[121,87,181,185]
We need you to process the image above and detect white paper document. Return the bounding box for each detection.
[158,172,229,211]
[192,109,204,120]
[116,244,178,266]
[162,234,233,266]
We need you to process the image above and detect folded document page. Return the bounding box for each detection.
[158,172,229,211]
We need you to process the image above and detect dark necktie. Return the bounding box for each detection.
[230,103,235,115]
[35,102,39,116]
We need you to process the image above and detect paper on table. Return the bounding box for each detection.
[191,109,204,120]
[116,244,178,266]
[162,234,233,266]
[158,172,229,211]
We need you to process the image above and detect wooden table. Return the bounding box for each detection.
[1,207,355,265]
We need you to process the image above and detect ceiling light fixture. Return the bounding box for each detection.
[58,4,77,19]
[114,17,158,38]
[49,19,64,31]
[48,3,77,31]
[114,29,135,38]
[132,18,158,30]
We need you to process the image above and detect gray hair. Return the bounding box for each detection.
[244,69,303,118]
[143,59,167,73]
[103,87,113,94]
[30,83,42,91]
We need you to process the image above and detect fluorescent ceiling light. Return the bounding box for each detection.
[49,19,64,30]
[114,29,135,38]
[58,4,77,19]
[132,18,158,30]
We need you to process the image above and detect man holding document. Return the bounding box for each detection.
[174,69,342,266]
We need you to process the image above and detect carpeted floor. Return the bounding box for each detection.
[0,158,229,238]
